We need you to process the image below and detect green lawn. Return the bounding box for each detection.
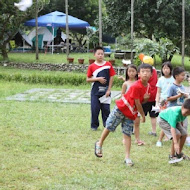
[0,80,190,189]
[1,52,190,70]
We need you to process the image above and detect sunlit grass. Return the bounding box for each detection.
[0,80,190,189]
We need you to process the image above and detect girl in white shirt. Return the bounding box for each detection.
[155,62,174,147]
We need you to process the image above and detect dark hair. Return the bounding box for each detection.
[161,61,173,76]
[183,98,190,109]
[137,63,153,73]
[125,64,138,81]
[172,67,185,79]
[94,46,104,53]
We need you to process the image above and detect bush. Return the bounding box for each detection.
[0,69,125,88]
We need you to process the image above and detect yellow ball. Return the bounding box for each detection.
[143,56,154,65]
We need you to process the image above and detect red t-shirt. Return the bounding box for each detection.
[87,61,116,96]
[116,79,151,120]
[148,68,157,102]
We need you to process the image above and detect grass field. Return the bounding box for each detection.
[0,80,190,189]
[1,52,190,71]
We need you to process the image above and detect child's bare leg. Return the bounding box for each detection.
[98,128,110,147]
[151,117,157,133]
[134,117,140,142]
[158,130,165,142]
[123,134,131,159]
[179,134,187,153]
[170,134,181,156]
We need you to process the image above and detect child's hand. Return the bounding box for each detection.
[118,76,125,81]
[105,90,111,97]
[174,143,180,154]
[143,93,150,101]
[98,77,107,84]
[141,116,145,123]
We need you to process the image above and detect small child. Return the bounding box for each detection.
[155,62,174,147]
[94,64,152,166]
[139,54,158,136]
[86,46,116,131]
[157,98,190,164]
[167,66,188,107]
[121,64,144,146]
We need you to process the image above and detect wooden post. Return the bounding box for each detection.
[35,0,39,60]
[99,0,102,46]
[131,0,134,63]
[182,0,185,67]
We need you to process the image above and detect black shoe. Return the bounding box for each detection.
[176,152,190,160]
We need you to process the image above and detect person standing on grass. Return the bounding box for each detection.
[139,54,158,137]
[155,62,174,147]
[157,98,190,164]
[121,64,145,146]
[167,67,189,107]
[94,64,152,166]
[160,66,190,163]
[86,46,115,131]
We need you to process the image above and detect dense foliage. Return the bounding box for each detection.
[0,0,49,60]
[103,0,190,53]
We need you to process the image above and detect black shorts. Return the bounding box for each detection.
[142,101,159,118]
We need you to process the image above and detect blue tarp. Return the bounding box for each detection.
[25,11,90,29]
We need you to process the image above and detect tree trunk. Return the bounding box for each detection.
[169,55,173,61]
[1,44,8,60]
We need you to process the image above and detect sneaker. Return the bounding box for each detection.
[156,141,162,147]
[176,152,190,160]
[148,132,157,137]
[124,158,134,166]
[91,128,97,131]
[168,155,183,164]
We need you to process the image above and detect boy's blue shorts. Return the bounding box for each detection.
[106,106,134,136]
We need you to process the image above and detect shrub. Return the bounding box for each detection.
[0,70,125,88]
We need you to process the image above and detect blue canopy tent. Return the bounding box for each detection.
[25,11,90,53]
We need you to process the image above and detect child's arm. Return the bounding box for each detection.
[171,127,180,154]
[142,92,150,104]
[86,76,107,84]
[135,99,145,122]
[121,82,127,96]
[105,76,114,97]
[155,87,161,107]
[118,76,125,82]
[167,93,182,102]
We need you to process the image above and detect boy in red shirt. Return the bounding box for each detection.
[139,55,158,136]
[94,63,152,166]
[87,46,115,131]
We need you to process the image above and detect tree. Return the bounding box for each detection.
[41,0,99,26]
[0,0,49,60]
[103,0,190,50]
[0,0,30,60]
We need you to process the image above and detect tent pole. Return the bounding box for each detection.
[52,27,54,54]
[23,39,25,52]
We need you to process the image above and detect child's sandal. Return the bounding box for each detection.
[95,141,102,157]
